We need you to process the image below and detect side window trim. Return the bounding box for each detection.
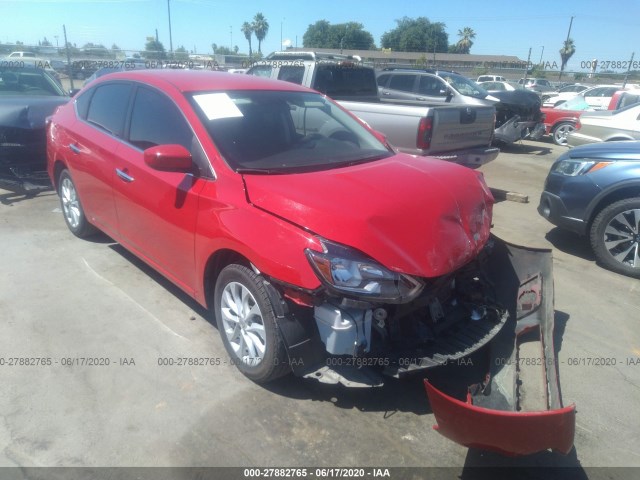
[83,81,135,138]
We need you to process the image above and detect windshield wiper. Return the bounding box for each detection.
[235,167,282,175]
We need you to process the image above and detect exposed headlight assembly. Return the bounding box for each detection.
[552,158,611,176]
[305,239,424,303]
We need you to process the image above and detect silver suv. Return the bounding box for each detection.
[376,69,497,106]
[518,78,554,94]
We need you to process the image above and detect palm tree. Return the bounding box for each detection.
[559,38,576,80]
[456,27,476,54]
[252,13,269,54]
[241,21,254,58]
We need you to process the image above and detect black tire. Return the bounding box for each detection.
[551,121,575,146]
[214,264,290,383]
[590,198,640,278]
[57,169,97,238]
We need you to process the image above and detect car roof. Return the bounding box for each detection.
[90,69,312,94]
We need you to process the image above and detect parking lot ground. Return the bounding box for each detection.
[1,138,639,475]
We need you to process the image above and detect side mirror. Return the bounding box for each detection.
[144,144,193,172]
[68,89,80,97]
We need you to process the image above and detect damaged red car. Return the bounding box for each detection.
[47,70,574,456]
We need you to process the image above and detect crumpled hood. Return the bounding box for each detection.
[243,155,494,278]
[0,96,69,129]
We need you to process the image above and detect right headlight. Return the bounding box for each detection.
[305,238,424,303]
[552,158,611,176]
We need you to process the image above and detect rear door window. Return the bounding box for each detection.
[86,83,132,137]
[388,74,416,93]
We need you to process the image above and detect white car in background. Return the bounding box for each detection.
[477,80,517,92]
[545,85,621,109]
[567,102,640,147]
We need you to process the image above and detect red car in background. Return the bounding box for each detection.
[542,89,640,145]
[47,69,574,456]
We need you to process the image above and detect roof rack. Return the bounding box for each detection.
[381,67,461,75]
[265,51,362,62]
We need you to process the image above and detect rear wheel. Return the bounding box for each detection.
[58,169,97,238]
[590,198,640,278]
[214,264,290,382]
[551,122,575,146]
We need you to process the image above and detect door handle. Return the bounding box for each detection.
[416,97,426,101]
[115,168,135,183]
[383,92,391,96]
[69,144,81,154]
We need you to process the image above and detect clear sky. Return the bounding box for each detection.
[2,0,639,72]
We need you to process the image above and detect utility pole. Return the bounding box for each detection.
[522,47,532,84]
[230,26,233,51]
[63,25,73,90]
[167,0,173,56]
[622,52,635,88]
[539,46,544,65]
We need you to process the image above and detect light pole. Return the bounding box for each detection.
[167,0,173,55]
[230,26,233,51]
[539,46,544,65]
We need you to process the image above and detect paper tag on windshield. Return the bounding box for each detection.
[193,93,243,121]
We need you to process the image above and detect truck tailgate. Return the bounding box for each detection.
[429,106,495,152]
[339,101,498,168]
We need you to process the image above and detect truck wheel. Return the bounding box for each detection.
[58,169,97,238]
[552,122,575,146]
[214,264,290,382]
[590,198,640,278]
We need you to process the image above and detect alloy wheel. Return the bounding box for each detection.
[220,281,266,366]
[603,208,640,268]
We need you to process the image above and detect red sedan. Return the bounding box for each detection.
[47,70,574,455]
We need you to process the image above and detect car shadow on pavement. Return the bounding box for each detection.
[265,371,432,416]
[460,447,586,479]
[544,227,595,262]
[107,243,211,318]
[0,189,56,206]
[497,142,553,156]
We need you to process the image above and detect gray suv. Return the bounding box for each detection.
[538,141,640,277]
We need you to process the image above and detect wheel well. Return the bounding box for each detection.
[588,186,640,229]
[52,160,67,192]
[552,120,575,132]
[203,249,250,309]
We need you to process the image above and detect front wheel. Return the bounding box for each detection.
[552,122,575,146]
[590,198,640,278]
[58,169,97,238]
[214,264,290,383]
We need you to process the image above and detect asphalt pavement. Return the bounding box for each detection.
[0,138,639,477]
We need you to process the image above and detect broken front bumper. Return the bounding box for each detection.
[494,118,545,144]
[424,239,576,456]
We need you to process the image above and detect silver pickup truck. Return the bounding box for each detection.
[246,52,498,168]
[338,100,498,169]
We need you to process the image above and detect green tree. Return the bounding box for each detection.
[253,13,269,54]
[303,21,375,50]
[174,45,189,62]
[41,37,52,47]
[144,39,167,60]
[558,38,575,80]
[241,21,254,58]
[455,27,475,54]
[381,17,448,53]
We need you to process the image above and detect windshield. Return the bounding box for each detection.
[439,72,489,99]
[189,90,392,173]
[0,67,65,96]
